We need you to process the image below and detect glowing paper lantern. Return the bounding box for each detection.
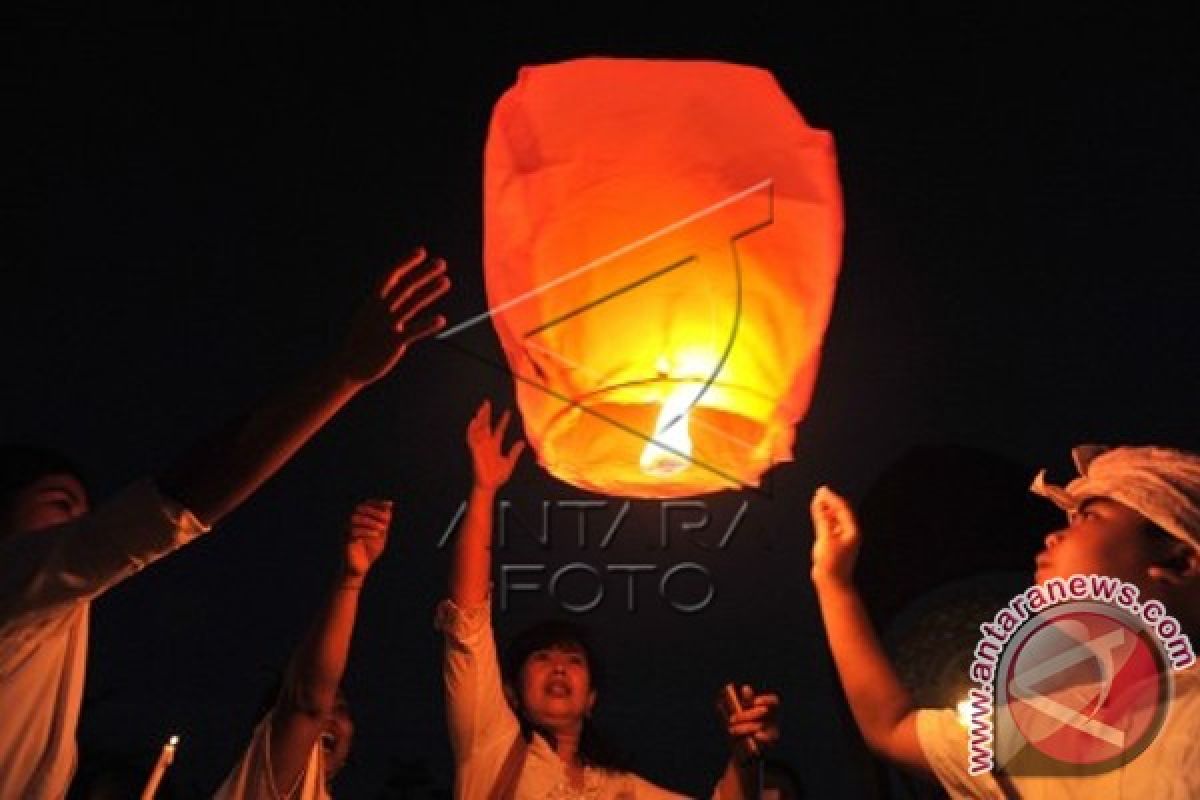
[482,58,842,497]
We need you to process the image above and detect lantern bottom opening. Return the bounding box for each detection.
[536,394,787,498]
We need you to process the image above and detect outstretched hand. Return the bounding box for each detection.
[467,399,525,490]
[333,247,452,386]
[810,486,861,587]
[343,499,392,580]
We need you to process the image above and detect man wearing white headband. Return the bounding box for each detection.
[1031,446,1200,608]
[808,444,1200,799]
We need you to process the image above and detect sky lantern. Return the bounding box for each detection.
[479,58,843,498]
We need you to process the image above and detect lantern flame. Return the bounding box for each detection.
[482,59,843,497]
[640,385,696,476]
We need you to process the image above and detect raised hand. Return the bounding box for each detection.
[333,247,452,386]
[343,499,392,580]
[466,399,525,490]
[810,485,861,587]
[154,250,448,529]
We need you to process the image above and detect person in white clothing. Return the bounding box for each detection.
[0,247,450,800]
[216,498,393,799]
[438,399,781,799]
[808,444,1200,799]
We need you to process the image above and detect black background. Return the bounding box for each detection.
[6,5,1197,797]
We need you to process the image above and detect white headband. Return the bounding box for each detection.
[1031,444,1200,552]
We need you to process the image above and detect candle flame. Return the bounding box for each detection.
[955,698,973,727]
[168,735,179,748]
[640,385,695,475]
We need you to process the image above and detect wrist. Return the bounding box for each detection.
[319,351,372,393]
[338,566,368,588]
[723,752,759,789]
[811,569,855,593]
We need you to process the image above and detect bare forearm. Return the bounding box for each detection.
[158,357,361,526]
[267,573,364,792]
[813,577,914,750]
[288,575,363,711]
[715,756,756,800]
[448,485,496,606]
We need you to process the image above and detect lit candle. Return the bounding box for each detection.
[955,697,973,728]
[140,734,179,800]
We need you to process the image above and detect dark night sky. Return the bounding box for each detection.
[5,5,1198,798]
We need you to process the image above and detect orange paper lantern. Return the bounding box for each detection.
[481,58,842,497]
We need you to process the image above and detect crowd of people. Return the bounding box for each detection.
[3,248,1197,798]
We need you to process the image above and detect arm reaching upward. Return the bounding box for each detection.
[268,499,392,792]
[440,400,526,777]
[809,486,929,773]
[158,248,450,527]
[447,399,525,607]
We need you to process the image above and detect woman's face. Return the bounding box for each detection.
[517,643,596,732]
[2,473,88,537]
[321,690,354,780]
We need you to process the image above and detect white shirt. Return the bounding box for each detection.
[0,480,208,800]
[436,598,696,800]
[214,711,330,800]
[916,664,1200,799]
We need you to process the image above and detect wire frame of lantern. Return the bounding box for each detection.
[477,58,843,497]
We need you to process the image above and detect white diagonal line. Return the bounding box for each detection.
[1009,628,1128,747]
[437,178,773,339]
[1012,628,1125,691]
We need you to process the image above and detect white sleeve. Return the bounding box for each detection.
[0,478,209,636]
[435,597,522,768]
[214,711,327,800]
[915,708,1008,800]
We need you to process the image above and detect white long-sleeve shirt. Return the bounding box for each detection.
[436,598,696,800]
[0,480,208,799]
[916,665,1200,799]
[214,710,330,800]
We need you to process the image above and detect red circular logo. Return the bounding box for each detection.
[1004,604,1169,769]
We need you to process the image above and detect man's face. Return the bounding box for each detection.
[1035,497,1153,585]
[518,644,596,732]
[321,692,354,780]
[2,473,89,535]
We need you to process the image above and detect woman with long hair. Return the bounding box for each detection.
[437,400,779,798]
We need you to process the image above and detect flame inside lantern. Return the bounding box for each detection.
[480,58,843,497]
[640,382,698,476]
